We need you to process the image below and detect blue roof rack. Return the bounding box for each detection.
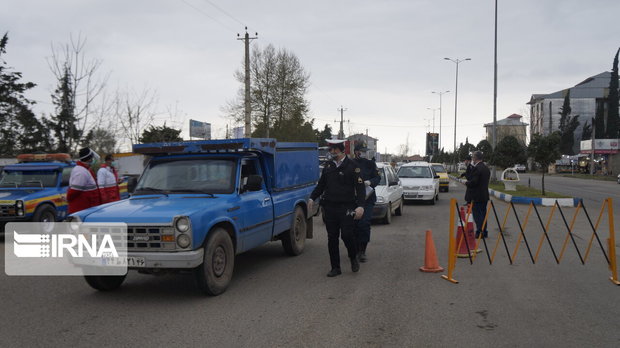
[133,138,279,155]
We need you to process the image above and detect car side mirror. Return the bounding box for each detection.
[389,180,399,186]
[245,175,263,192]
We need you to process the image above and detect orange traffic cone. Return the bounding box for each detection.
[420,229,444,273]
[456,206,481,258]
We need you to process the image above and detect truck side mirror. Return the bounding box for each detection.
[245,175,263,192]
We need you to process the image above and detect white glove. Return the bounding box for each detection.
[364,180,371,186]
[354,207,364,220]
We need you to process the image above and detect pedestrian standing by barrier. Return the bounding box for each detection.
[465,151,490,238]
[353,143,381,262]
[308,139,366,277]
[460,154,474,205]
[97,154,121,203]
[67,147,102,214]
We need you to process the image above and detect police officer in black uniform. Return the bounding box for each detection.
[353,143,381,262]
[309,139,366,277]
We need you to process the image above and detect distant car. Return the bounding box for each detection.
[617,173,620,184]
[397,161,439,205]
[431,163,450,192]
[372,162,404,224]
[514,164,526,173]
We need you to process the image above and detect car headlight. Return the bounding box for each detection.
[174,216,191,233]
[177,234,191,248]
[376,196,385,203]
[420,185,434,190]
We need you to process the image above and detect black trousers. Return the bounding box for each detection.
[323,204,358,269]
[472,201,489,237]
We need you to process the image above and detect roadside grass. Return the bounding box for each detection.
[488,182,571,198]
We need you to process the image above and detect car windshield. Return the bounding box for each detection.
[432,164,446,173]
[398,166,432,178]
[135,158,236,194]
[0,170,58,187]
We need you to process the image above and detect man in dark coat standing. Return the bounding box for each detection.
[465,151,490,238]
[352,143,381,262]
[308,139,366,277]
[460,154,474,204]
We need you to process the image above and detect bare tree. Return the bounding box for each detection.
[47,33,109,152]
[114,87,158,146]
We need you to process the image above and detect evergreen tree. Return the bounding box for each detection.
[581,120,592,140]
[528,132,561,195]
[0,32,47,156]
[457,138,476,162]
[557,89,580,155]
[606,48,620,138]
[140,123,183,143]
[476,139,493,160]
[47,64,80,153]
[491,135,527,169]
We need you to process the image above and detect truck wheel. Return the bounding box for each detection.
[84,275,126,291]
[33,205,56,233]
[395,198,403,216]
[282,206,306,256]
[194,228,235,296]
[382,203,392,224]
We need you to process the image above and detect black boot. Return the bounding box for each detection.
[350,257,360,272]
[327,268,341,277]
[359,243,368,262]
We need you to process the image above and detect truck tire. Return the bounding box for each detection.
[84,275,126,291]
[33,205,57,233]
[194,228,235,296]
[281,206,306,256]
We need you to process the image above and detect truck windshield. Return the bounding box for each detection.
[135,159,236,194]
[0,170,58,188]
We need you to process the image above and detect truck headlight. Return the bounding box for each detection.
[174,216,191,233]
[16,200,24,208]
[177,234,191,248]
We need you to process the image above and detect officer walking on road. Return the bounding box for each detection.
[353,143,381,262]
[308,139,366,277]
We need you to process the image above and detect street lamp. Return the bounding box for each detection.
[431,90,449,150]
[444,57,471,160]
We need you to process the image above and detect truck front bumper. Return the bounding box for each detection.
[129,249,205,269]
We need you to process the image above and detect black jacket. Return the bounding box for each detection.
[465,161,490,202]
[461,163,474,202]
[353,157,381,203]
[310,156,366,207]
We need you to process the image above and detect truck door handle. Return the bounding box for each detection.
[263,197,271,202]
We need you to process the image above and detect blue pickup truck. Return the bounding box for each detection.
[0,154,75,229]
[67,138,320,295]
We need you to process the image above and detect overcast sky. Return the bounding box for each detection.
[3,0,620,155]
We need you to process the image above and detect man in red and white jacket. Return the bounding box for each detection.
[97,154,121,203]
[67,147,102,214]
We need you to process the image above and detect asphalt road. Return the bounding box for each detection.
[1,182,619,347]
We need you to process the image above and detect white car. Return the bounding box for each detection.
[372,162,404,224]
[397,161,440,205]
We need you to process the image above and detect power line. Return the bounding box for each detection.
[201,0,246,28]
[181,0,237,32]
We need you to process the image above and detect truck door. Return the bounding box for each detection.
[237,158,273,252]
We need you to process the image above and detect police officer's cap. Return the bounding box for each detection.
[326,139,345,151]
[354,144,368,152]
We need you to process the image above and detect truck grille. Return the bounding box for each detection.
[127,226,177,251]
[0,205,17,217]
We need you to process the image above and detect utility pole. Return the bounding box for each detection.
[491,0,498,181]
[591,116,596,175]
[337,106,347,139]
[237,27,258,138]
[432,90,450,150]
